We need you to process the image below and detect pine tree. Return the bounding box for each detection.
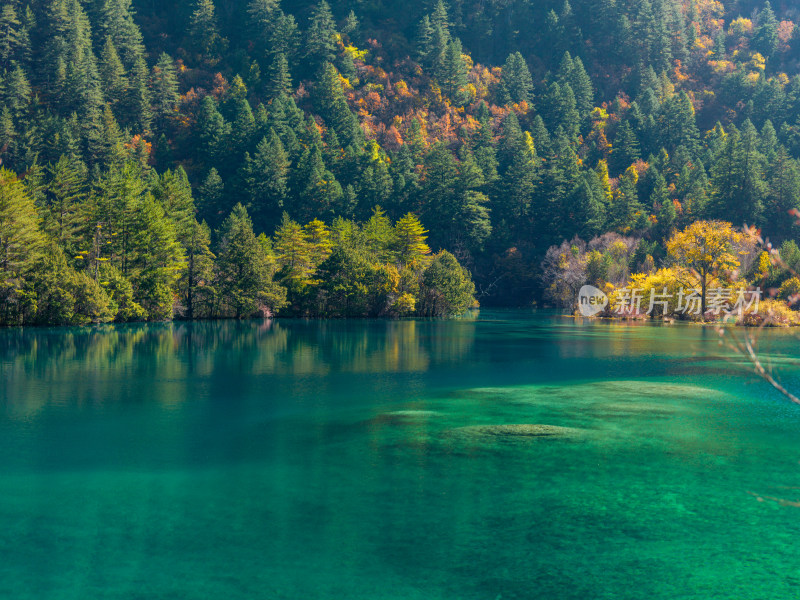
[180,219,215,319]
[304,218,333,266]
[306,0,338,71]
[545,9,564,59]
[216,203,285,317]
[650,168,674,238]
[43,154,88,258]
[612,120,641,173]
[267,93,304,158]
[419,142,461,249]
[231,96,257,151]
[99,37,128,110]
[635,0,671,72]
[569,57,594,116]
[241,130,289,232]
[129,192,185,320]
[416,15,434,68]
[342,10,359,37]
[189,0,225,62]
[394,213,431,266]
[273,212,314,285]
[438,38,470,106]
[291,144,342,221]
[197,96,230,164]
[498,52,533,105]
[677,160,709,223]
[4,64,32,121]
[530,115,552,158]
[496,113,537,241]
[266,53,293,98]
[150,53,180,134]
[153,167,196,247]
[753,1,779,59]
[0,4,22,70]
[543,81,580,141]
[99,104,127,166]
[560,0,584,54]
[362,206,397,262]
[685,0,698,56]
[82,75,106,165]
[127,55,152,134]
[314,62,362,148]
[538,134,582,241]
[765,146,800,240]
[0,168,46,324]
[709,121,766,226]
[389,144,419,216]
[555,51,575,87]
[197,167,225,224]
[472,102,498,185]
[270,11,300,61]
[610,165,643,232]
[358,143,393,215]
[659,91,699,154]
[41,0,70,97]
[650,0,673,72]
[14,6,32,68]
[456,150,492,252]
[95,0,146,67]
[92,161,148,277]
[574,175,606,238]
[247,0,279,59]
[759,120,778,162]
[428,0,451,70]
[431,0,450,33]
[0,107,17,166]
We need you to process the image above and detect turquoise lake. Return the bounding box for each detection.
[3,311,800,599]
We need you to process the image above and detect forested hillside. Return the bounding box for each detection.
[1,0,800,324]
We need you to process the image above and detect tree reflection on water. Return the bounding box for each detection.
[0,317,477,418]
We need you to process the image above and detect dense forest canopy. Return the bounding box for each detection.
[2,0,800,324]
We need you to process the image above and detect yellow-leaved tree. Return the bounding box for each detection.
[666,220,745,315]
[394,213,431,267]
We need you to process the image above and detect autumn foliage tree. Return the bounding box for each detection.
[666,220,746,314]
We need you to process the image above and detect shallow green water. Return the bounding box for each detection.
[3,311,800,599]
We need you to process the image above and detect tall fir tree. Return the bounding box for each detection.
[189,0,225,62]
[216,203,285,317]
[241,130,290,233]
[709,121,766,226]
[127,55,152,135]
[43,154,88,260]
[753,1,779,59]
[179,219,215,319]
[99,37,128,110]
[438,38,470,106]
[197,167,225,224]
[498,52,533,105]
[150,53,180,135]
[266,53,293,99]
[305,0,338,72]
[314,62,362,148]
[0,168,46,324]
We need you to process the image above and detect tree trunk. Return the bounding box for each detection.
[701,269,707,317]
[186,241,195,320]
